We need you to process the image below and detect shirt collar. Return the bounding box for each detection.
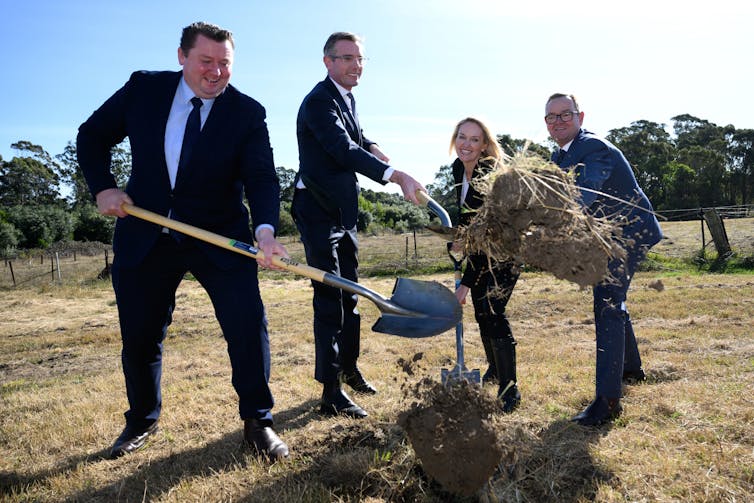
[560,139,574,152]
[178,77,215,107]
[328,76,352,102]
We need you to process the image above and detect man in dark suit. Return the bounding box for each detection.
[77,22,289,460]
[293,32,425,418]
[545,93,663,426]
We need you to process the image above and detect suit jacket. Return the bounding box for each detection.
[452,158,495,288]
[295,77,389,228]
[552,129,662,250]
[77,70,280,268]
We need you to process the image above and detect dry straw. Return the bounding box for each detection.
[457,150,627,289]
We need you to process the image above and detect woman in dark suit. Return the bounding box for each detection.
[450,117,521,412]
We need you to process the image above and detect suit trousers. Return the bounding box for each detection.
[470,259,519,342]
[593,245,648,399]
[111,235,274,427]
[292,190,361,383]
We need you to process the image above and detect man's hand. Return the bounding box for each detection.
[255,227,290,270]
[389,170,426,205]
[95,188,133,218]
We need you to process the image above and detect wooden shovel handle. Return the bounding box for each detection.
[121,203,327,283]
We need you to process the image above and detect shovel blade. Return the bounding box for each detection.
[441,366,481,386]
[371,277,461,338]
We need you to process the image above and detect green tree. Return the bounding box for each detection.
[56,141,90,208]
[677,146,727,207]
[73,205,115,243]
[275,166,297,203]
[607,120,675,206]
[727,128,754,204]
[0,208,22,251]
[5,205,73,248]
[0,156,62,206]
[660,161,698,210]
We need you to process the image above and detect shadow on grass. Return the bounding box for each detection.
[0,403,617,502]
[0,398,321,502]
[481,418,615,502]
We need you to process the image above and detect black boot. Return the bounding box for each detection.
[480,335,498,385]
[491,337,520,413]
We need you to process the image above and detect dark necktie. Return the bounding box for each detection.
[179,97,203,170]
[554,148,566,165]
[346,92,362,144]
[346,92,357,121]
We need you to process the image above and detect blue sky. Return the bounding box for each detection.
[2,0,752,194]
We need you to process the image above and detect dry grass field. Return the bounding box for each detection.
[1,218,753,502]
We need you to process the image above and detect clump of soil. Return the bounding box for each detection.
[397,377,503,497]
[458,152,626,288]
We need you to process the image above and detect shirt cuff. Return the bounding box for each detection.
[254,224,275,240]
[382,167,395,182]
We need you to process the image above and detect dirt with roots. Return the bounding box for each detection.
[458,152,627,289]
[397,367,504,496]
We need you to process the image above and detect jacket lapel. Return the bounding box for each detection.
[323,78,361,145]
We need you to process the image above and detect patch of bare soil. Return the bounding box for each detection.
[397,376,503,497]
[459,153,626,288]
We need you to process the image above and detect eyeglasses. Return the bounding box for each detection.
[330,55,368,64]
[544,110,579,124]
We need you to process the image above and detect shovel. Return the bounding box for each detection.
[122,204,460,338]
[416,190,456,239]
[440,243,481,385]
[415,192,480,385]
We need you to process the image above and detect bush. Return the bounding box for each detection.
[73,205,115,243]
[0,219,21,251]
[4,205,73,248]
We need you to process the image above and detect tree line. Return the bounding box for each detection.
[1,113,752,252]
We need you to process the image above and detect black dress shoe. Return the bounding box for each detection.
[320,382,368,418]
[622,368,646,384]
[244,419,289,461]
[109,421,159,459]
[342,368,377,395]
[572,396,622,426]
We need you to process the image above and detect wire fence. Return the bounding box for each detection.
[656,204,753,221]
[2,211,753,289]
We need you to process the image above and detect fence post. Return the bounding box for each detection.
[9,261,15,286]
[405,235,409,269]
[55,252,62,282]
[699,208,706,253]
[703,209,732,258]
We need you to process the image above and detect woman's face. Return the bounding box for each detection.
[455,121,488,166]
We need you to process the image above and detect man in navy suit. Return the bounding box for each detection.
[77,22,289,460]
[293,32,425,418]
[545,93,662,426]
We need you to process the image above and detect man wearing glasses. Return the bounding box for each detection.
[545,93,662,426]
[293,32,425,418]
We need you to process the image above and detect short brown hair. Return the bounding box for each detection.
[180,22,234,56]
[323,32,362,57]
[546,93,580,112]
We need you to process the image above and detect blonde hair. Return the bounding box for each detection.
[449,117,503,164]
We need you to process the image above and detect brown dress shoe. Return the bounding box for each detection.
[109,421,159,459]
[244,419,289,461]
[572,396,622,426]
[342,368,377,395]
